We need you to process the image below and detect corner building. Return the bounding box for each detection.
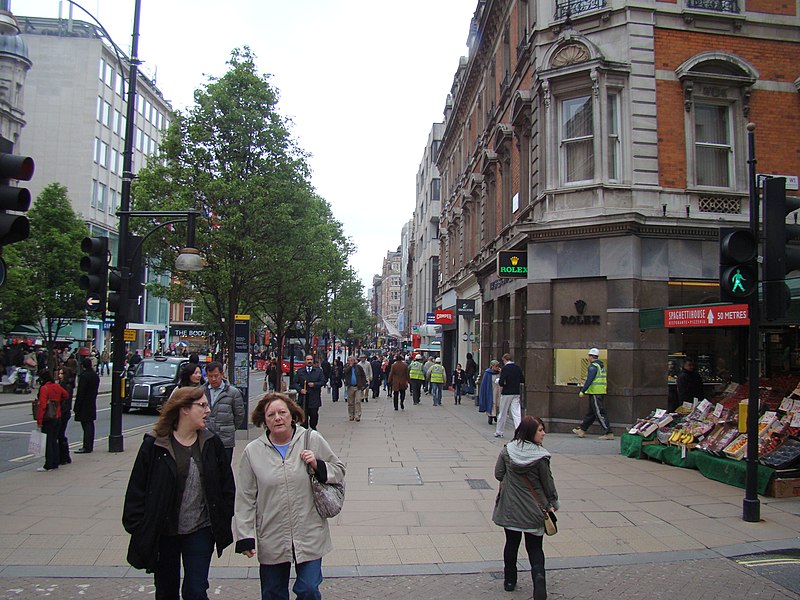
[437,0,800,432]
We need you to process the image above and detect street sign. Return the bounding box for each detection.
[86,293,103,311]
[426,313,436,324]
[664,304,750,328]
[457,299,476,317]
[123,328,137,341]
[434,310,454,325]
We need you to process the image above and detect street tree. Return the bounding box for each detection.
[0,183,89,366]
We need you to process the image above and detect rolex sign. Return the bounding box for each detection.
[497,251,528,278]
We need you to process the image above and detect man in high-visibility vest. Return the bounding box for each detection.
[428,357,446,406]
[408,354,426,405]
[572,348,613,440]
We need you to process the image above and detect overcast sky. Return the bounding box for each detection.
[21,0,475,291]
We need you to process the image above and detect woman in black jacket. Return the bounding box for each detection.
[123,386,235,599]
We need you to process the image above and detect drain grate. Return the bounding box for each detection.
[466,478,491,490]
[368,467,423,485]
[414,449,463,461]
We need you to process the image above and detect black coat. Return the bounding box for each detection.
[74,368,100,421]
[370,360,382,386]
[122,430,235,573]
[292,366,326,410]
[676,368,704,404]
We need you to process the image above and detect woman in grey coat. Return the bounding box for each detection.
[492,416,559,600]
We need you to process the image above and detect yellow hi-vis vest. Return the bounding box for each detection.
[429,364,445,383]
[409,360,425,380]
[585,361,607,394]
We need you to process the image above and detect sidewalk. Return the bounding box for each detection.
[1,387,799,584]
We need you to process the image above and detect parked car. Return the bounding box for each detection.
[123,356,188,413]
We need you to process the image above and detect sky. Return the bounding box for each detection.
[21,0,476,292]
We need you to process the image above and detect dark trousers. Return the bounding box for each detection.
[503,528,545,584]
[154,526,214,600]
[393,389,406,410]
[259,559,322,600]
[79,419,95,452]
[305,406,319,431]
[409,379,423,404]
[224,447,234,464]
[579,393,611,434]
[58,413,71,464]
[331,383,340,401]
[42,418,60,470]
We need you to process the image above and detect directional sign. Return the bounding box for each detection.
[123,328,137,342]
[86,293,103,312]
[664,304,750,328]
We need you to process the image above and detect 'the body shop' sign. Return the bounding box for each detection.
[497,251,528,278]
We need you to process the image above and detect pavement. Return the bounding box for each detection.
[2,385,800,599]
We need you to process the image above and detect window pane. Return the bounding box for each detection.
[566,139,594,182]
[697,147,729,187]
[607,93,619,180]
[695,105,728,144]
[563,96,592,139]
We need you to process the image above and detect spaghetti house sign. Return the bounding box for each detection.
[497,251,528,278]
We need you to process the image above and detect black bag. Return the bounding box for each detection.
[45,399,58,421]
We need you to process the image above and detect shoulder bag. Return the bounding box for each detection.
[304,428,345,518]
[521,475,558,536]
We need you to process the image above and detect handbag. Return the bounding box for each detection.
[522,475,558,536]
[304,429,345,518]
[45,399,59,421]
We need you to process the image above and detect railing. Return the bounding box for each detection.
[686,0,740,12]
[499,71,511,98]
[554,0,607,20]
[516,29,530,60]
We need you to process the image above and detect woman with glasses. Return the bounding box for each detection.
[123,385,235,599]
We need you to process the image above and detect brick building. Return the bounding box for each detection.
[437,0,800,431]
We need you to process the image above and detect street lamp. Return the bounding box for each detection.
[347,320,354,357]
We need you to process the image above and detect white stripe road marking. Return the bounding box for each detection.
[0,406,112,430]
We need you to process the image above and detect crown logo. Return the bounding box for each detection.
[510,255,519,266]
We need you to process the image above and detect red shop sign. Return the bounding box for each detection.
[664,304,750,328]
[434,310,454,325]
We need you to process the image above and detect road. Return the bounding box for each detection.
[0,369,270,474]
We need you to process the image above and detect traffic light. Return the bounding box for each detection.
[107,234,142,323]
[762,177,800,321]
[79,236,109,313]
[719,227,758,303]
[0,147,35,286]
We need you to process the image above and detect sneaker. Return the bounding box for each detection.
[599,433,615,440]
[494,432,504,438]
[572,428,585,438]
[36,467,51,472]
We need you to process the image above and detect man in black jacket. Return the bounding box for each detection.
[674,358,704,412]
[293,355,326,430]
[74,357,100,453]
[495,353,525,438]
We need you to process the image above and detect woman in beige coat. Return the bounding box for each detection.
[235,393,345,599]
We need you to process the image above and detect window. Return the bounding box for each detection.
[94,138,102,164]
[183,299,195,321]
[431,178,441,202]
[91,180,98,208]
[607,93,620,181]
[694,103,731,188]
[136,128,143,151]
[104,65,114,88]
[137,95,144,115]
[116,72,125,96]
[111,149,119,174]
[561,95,594,183]
[97,182,106,212]
[109,188,118,213]
[96,97,103,122]
[103,101,112,128]
[98,59,105,81]
[113,109,121,135]
[99,141,109,168]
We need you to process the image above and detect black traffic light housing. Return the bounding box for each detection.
[107,234,143,323]
[762,177,800,321]
[0,139,35,265]
[79,236,109,313]
[719,227,758,303]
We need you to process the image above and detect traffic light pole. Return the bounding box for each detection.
[109,0,141,453]
[743,122,760,522]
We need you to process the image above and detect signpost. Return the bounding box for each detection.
[234,314,250,425]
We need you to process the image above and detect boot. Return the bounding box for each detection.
[533,571,547,600]
[503,568,516,592]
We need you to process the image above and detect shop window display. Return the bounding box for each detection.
[554,348,607,386]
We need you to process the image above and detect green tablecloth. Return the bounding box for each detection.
[642,443,699,469]
[620,432,654,458]
[693,451,774,495]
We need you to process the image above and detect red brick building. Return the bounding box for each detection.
[436,0,800,431]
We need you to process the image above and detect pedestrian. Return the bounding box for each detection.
[452,362,465,405]
[428,357,446,406]
[292,355,326,431]
[381,356,390,395]
[320,357,331,390]
[357,355,372,402]
[408,354,425,404]
[57,364,76,465]
[571,348,613,440]
[388,353,410,411]
[495,353,525,438]
[100,347,111,377]
[369,355,382,399]
[235,393,345,599]
[674,357,703,413]
[479,360,502,425]
[179,363,205,388]
[423,355,435,394]
[465,352,478,397]
[343,356,367,422]
[331,358,343,402]
[122,386,235,599]
[34,369,68,472]
[492,416,558,599]
[73,357,100,454]
[203,361,246,463]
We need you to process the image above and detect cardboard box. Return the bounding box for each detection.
[768,478,800,498]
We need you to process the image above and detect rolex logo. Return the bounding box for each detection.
[510,255,520,266]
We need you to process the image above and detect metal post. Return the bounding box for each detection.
[109,0,141,453]
[743,122,760,522]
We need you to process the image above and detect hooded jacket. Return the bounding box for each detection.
[492,440,559,533]
[234,425,346,565]
[122,429,235,572]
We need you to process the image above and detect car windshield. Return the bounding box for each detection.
[137,361,179,378]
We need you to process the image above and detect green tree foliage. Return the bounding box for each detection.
[133,47,355,372]
[0,183,89,360]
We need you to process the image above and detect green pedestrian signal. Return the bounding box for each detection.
[719,228,757,302]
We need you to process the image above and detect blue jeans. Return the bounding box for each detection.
[431,382,442,405]
[259,559,322,600]
[154,526,214,600]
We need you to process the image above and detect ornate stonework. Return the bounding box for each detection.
[551,43,590,68]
